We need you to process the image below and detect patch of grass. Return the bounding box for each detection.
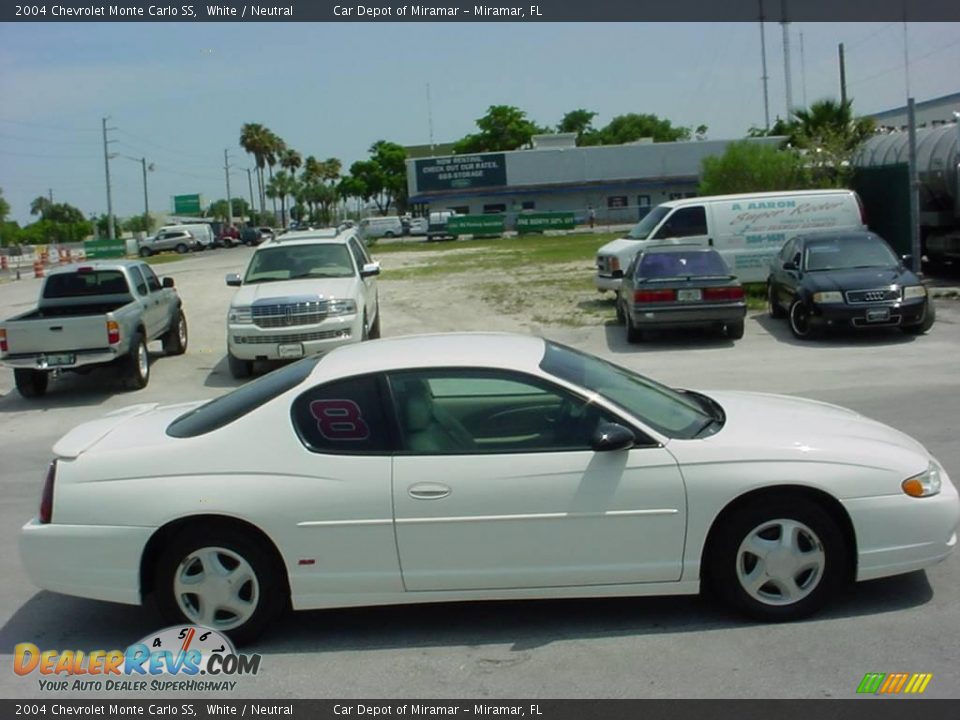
[143,254,186,265]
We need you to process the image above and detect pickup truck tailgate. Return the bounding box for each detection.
[6,316,111,354]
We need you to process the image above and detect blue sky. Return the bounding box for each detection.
[1,21,957,224]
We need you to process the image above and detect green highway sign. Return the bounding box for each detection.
[172,194,202,215]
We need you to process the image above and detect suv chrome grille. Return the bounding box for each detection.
[233,329,349,344]
[845,288,900,304]
[252,301,329,328]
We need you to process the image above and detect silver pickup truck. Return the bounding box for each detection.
[0,260,187,398]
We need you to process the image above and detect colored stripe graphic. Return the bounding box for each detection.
[857,672,932,695]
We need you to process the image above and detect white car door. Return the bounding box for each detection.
[349,237,378,324]
[388,370,687,592]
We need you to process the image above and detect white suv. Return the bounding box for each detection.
[224,227,381,378]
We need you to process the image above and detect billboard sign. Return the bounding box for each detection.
[415,154,507,192]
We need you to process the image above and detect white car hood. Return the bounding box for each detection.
[686,390,929,475]
[596,237,642,257]
[231,277,359,307]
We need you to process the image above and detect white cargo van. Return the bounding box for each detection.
[595,189,866,287]
[359,216,404,239]
[161,223,215,250]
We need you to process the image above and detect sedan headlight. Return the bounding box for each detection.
[228,307,253,324]
[326,298,358,316]
[902,461,942,498]
[813,291,844,304]
[903,285,927,299]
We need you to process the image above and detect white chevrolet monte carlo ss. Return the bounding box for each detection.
[20,333,959,643]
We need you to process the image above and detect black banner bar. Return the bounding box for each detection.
[3,0,960,23]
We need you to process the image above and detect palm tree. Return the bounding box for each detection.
[239,123,272,219]
[791,99,875,186]
[266,171,298,229]
[30,196,53,219]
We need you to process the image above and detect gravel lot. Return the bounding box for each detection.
[1,245,959,699]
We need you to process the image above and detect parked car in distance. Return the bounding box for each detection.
[240,226,268,246]
[406,217,428,236]
[19,333,959,643]
[617,246,746,343]
[595,189,866,291]
[138,229,199,257]
[223,227,381,379]
[767,230,935,340]
[358,216,404,240]
[160,223,215,251]
[217,224,241,248]
[0,261,187,397]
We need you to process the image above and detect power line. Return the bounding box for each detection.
[848,37,960,88]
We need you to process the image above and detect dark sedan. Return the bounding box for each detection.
[767,230,934,339]
[617,246,747,343]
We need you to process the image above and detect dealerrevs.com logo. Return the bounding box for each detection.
[856,672,933,695]
[14,626,261,693]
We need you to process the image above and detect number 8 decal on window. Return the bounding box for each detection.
[310,399,370,441]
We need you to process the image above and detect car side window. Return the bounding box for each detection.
[291,374,391,454]
[142,265,162,292]
[128,266,148,296]
[387,369,623,456]
[348,238,369,273]
[653,206,707,239]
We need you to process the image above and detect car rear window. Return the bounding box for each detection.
[637,250,730,279]
[43,270,130,298]
[167,356,322,438]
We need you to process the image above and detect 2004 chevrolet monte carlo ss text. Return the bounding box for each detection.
[19,333,959,643]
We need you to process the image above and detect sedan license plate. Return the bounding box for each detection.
[677,289,702,302]
[45,353,75,367]
[277,343,304,358]
[866,308,891,323]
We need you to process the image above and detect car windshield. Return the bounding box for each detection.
[637,250,730,280]
[804,236,898,271]
[539,341,713,439]
[167,355,322,438]
[626,206,670,239]
[244,244,355,283]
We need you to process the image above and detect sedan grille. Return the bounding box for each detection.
[252,301,329,328]
[845,288,900,304]
[233,329,349,344]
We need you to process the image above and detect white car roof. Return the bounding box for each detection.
[658,188,855,210]
[260,228,352,247]
[314,333,548,379]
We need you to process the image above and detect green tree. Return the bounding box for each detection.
[454,105,546,153]
[584,113,691,146]
[122,215,152,233]
[239,123,273,218]
[791,99,875,186]
[557,109,597,144]
[700,141,817,195]
[30,196,53,219]
[209,198,251,222]
[0,188,10,225]
[265,171,299,228]
[344,141,408,216]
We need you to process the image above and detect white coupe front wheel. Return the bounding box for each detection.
[735,519,825,606]
[174,546,260,630]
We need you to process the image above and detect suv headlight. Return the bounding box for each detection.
[903,285,927,299]
[813,291,844,304]
[902,461,942,498]
[326,299,357,316]
[228,307,253,324]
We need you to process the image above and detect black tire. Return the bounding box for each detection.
[227,352,252,379]
[768,283,786,318]
[901,299,936,335]
[176,243,188,254]
[162,310,188,355]
[122,332,150,390]
[153,525,286,646]
[725,319,745,340]
[625,315,643,344]
[222,239,233,249]
[705,496,848,622]
[384,231,395,238]
[139,247,152,258]
[368,309,381,340]
[614,292,625,323]
[14,369,49,398]
[788,299,819,340]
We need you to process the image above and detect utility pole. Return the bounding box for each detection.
[246,168,255,224]
[838,43,847,106]
[780,0,793,119]
[48,188,53,203]
[426,82,435,151]
[140,158,150,224]
[224,149,234,228]
[907,98,920,273]
[101,117,116,240]
[758,0,771,131]
[799,30,808,108]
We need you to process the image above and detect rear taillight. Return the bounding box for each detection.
[703,287,745,301]
[634,289,677,303]
[106,320,120,345]
[0,328,7,353]
[39,460,56,524]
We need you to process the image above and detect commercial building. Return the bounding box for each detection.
[865,91,960,131]
[405,134,784,226]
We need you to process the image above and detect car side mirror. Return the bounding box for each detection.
[162,277,175,289]
[782,261,797,271]
[901,254,913,268]
[225,273,242,287]
[591,423,636,452]
[360,262,381,278]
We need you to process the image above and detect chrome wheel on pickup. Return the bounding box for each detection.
[122,333,150,390]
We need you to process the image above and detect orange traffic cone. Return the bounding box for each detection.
[34,260,44,278]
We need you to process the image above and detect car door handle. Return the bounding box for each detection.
[408,483,451,500]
